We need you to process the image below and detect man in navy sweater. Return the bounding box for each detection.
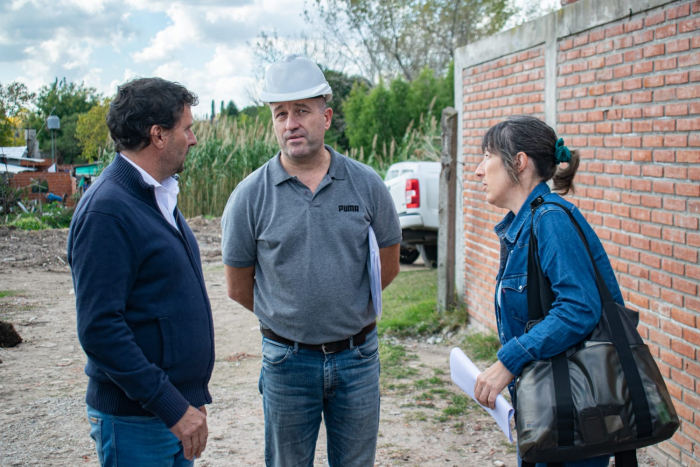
[67,78,215,466]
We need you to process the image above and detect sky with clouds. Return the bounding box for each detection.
[1,0,559,118]
[0,0,310,117]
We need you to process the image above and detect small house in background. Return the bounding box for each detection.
[1,129,78,206]
[0,146,38,174]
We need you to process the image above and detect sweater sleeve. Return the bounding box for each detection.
[70,211,190,428]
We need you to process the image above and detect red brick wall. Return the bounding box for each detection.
[460,1,700,464]
[10,172,76,202]
[462,46,546,330]
[556,3,700,464]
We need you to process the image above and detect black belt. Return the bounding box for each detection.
[261,322,377,354]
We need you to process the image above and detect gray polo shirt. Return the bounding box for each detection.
[221,145,401,344]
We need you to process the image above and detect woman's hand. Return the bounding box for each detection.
[474,360,515,409]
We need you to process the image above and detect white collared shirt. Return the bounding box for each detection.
[120,153,180,230]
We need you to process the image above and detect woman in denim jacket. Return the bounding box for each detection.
[473,116,624,467]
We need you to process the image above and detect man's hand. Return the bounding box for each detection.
[474,360,514,410]
[170,406,208,460]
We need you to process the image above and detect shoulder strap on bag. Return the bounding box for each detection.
[527,197,576,447]
[527,197,650,463]
[522,453,638,467]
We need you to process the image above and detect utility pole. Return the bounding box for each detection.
[437,107,457,312]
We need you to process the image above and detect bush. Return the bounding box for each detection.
[40,207,74,228]
[11,216,49,231]
[343,64,453,159]
[461,332,501,363]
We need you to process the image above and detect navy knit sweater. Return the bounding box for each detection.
[67,154,215,428]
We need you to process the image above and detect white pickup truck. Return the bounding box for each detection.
[384,161,441,267]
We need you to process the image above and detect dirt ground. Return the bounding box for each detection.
[0,218,658,466]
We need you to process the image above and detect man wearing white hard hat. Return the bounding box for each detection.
[221,54,401,465]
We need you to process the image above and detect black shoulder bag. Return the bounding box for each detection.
[516,196,679,467]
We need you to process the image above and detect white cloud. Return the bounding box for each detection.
[1,0,314,113]
[81,68,104,91]
[148,46,258,115]
[66,0,109,15]
[14,55,51,91]
[132,5,200,63]
[108,69,139,94]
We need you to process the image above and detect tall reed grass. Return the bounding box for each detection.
[178,118,278,218]
[175,108,441,218]
[347,112,442,176]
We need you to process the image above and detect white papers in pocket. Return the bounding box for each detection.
[449,347,514,442]
[367,226,382,319]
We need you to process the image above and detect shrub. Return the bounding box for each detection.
[11,216,48,231]
[40,207,74,228]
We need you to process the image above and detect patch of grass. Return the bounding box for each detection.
[405,411,428,422]
[433,368,445,375]
[461,332,501,363]
[415,376,445,389]
[379,342,418,380]
[501,440,517,453]
[11,216,48,231]
[383,382,410,391]
[441,394,478,419]
[382,382,412,395]
[0,291,16,298]
[428,388,451,399]
[1,202,74,229]
[379,269,437,336]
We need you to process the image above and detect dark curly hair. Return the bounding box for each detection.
[481,115,580,195]
[106,77,198,152]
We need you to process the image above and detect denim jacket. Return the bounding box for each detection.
[494,182,624,377]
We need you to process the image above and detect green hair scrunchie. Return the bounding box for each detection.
[555,138,571,164]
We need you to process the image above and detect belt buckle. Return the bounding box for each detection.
[321,343,335,355]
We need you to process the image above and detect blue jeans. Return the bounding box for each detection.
[259,327,381,467]
[86,405,194,467]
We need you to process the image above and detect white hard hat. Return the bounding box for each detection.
[260,54,333,104]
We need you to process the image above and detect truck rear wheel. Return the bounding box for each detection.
[418,245,438,268]
[399,246,420,264]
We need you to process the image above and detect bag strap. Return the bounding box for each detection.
[527,196,653,444]
[521,452,638,467]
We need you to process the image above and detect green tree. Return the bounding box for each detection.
[76,99,111,163]
[363,81,394,152]
[26,78,101,163]
[307,0,514,81]
[0,82,35,147]
[237,105,272,127]
[343,81,371,150]
[342,64,453,155]
[220,100,239,119]
[322,69,369,149]
[387,78,411,140]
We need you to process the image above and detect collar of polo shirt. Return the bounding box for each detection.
[270,144,347,186]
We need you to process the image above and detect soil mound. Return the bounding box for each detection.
[0,320,22,348]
